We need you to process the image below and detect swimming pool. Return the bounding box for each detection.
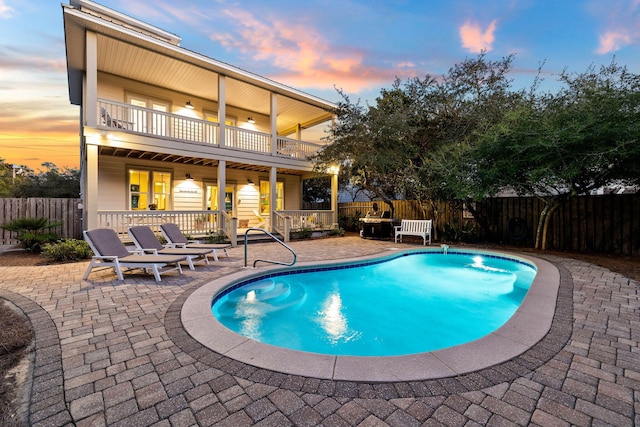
[182,248,560,382]
[212,251,537,356]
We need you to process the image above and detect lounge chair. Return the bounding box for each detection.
[83,228,185,282]
[128,226,212,270]
[160,223,230,262]
[253,209,268,229]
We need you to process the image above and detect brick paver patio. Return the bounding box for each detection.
[0,236,638,426]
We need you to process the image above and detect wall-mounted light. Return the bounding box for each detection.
[247,116,255,124]
[247,178,255,185]
[185,173,194,181]
[185,101,194,109]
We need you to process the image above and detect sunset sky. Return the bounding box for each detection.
[1,0,639,171]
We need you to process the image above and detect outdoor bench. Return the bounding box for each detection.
[394,219,432,245]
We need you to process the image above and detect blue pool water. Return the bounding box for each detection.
[212,251,537,356]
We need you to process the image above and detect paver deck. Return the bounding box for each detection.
[0,236,638,426]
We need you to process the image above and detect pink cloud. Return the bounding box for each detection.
[208,7,413,93]
[459,19,498,53]
[596,31,633,53]
[593,0,640,54]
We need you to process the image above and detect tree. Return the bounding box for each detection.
[473,61,640,249]
[315,53,521,238]
[11,162,80,198]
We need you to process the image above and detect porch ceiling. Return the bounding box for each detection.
[64,5,335,135]
[97,146,306,176]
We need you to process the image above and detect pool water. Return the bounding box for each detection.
[212,252,537,356]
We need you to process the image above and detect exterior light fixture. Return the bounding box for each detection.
[185,173,194,181]
[247,116,255,124]
[185,101,194,109]
[247,178,255,185]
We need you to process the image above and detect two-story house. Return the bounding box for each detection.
[63,0,338,245]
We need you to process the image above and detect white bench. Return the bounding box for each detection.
[394,219,432,245]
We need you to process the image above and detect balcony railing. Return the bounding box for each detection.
[98,99,322,160]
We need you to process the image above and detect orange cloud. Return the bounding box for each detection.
[459,19,498,53]
[593,0,640,54]
[208,7,413,94]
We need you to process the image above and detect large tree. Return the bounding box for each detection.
[315,53,521,236]
[473,61,640,249]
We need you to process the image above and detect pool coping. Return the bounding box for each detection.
[181,248,560,382]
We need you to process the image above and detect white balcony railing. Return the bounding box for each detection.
[98,99,322,160]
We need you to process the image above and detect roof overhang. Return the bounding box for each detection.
[62,2,336,134]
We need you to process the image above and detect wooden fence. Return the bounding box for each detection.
[339,193,640,255]
[0,198,82,245]
[2,195,638,254]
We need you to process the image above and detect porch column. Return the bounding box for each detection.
[85,144,99,230]
[217,160,226,219]
[270,166,277,233]
[331,170,339,227]
[85,31,98,127]
[218,75,226,147]
[270,93,277,155]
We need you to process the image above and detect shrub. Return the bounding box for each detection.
[41,239,93,262]
[294,227,313,240]
[327,227,345,237]
[1,217,62,252]
[202,231,226,244]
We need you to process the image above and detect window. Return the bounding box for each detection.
[259,180,284,214]
[205,184,236,215]
[129,169,172,210]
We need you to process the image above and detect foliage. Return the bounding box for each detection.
[302,176,331,204]
[473,60,640,248]
[326,227,345,237]
[1,217,62,252]
[4,162,80,198]
[41,239,93,262]
[338,211,362,232]
[316,53,640,250]
[314,53,522,238]
[440,221,479,243]
[202,231,226,244]
[292,227,313,239]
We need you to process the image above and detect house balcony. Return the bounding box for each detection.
[97,99,324,163]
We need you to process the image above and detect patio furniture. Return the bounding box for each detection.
[83,228,185,282]
[394,219,432,245]
[160,223,230,262]
[128,226,212,270]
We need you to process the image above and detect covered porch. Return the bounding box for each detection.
[96,209,338,245]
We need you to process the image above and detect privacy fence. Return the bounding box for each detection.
[0,198,82,245]
[2,195,638,254]
[339,193,640,255]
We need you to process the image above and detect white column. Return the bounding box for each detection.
[269,166,277,232]
[218,75,226,147]
[331,171,339,227]
[270,92,278,155]
[217,160,226,217]
[85,144,99,230]
[86,31,98,127]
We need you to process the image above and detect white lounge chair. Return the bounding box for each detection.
[160,223,230,262]
[128,226,212,269]
[83,228,185,282]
